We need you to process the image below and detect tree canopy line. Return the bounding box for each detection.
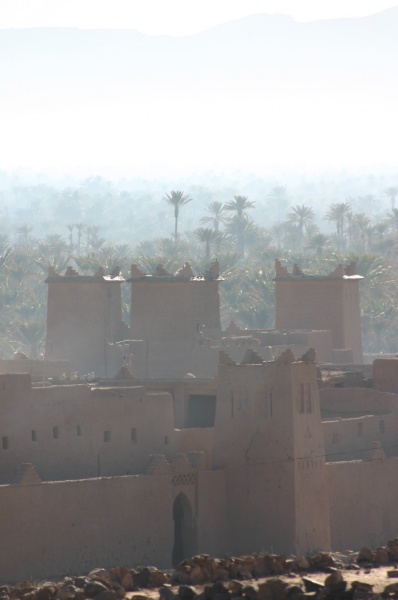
[0,179,397,359]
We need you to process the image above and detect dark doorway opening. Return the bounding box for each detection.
[172,492,197,566]
[186,394,216,427]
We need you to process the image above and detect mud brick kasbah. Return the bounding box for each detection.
[1,258,398,581]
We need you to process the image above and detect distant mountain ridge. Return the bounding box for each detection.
[1,8,397,173]
[1,8,397,79]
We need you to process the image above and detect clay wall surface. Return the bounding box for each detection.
[327,457,398,549]
[0,359,71,378]
[213,358,330,556]
[0,376,175,483]
[131,281,191,343]
[136,342,198,379]
[196,469,228,556]
[130,342,220,379]
[131,281,221,343]
[331,348,353,364]
[221,342,303,362]
[323,413,398,461]
[189,345,220,379]
[130,280,221,378]
[275,280,362,362]
[373,359,398,392]
[275,280,345,345]
[191,281,222,341]
[290,363,330,553]
[0,469,227,583]
[174,428,214,468]
[222,327,333,363]
[213,360,295,553]
[320,387,398,417]
[213,361,294,468]
[222,462,296,555]
[320,386,398,461]
[121,377,217,429]
[342,280,363,363]
[46,279,124,376]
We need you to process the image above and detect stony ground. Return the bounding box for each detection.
[3,541,398,600]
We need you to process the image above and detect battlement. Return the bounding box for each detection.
[45,265,124,282]
[274,258,363,363]
[46,265,125,376]
[274,258,363,281]
[128,260,222,282]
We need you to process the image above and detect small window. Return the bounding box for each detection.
[31,430,37,442]
[186,395,216,428]
[357,422,363,437]
[305,385,312,414]
[53,426,59,439]
[131,428,137,443]
[76,425,82,436]
[164,435,169,445]
[2,436,8,450]
[104,430,111,442]
[299,385,305,414]
[380,420,385,434]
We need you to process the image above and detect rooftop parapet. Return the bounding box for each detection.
[274,259,363,281]
[45,265,125,283]
[128,260,222,282]
[219,347,317,367]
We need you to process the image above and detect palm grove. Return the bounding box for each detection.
[0,179,398,360]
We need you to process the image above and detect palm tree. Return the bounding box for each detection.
[134,240,157,257]
[200,201,225,231]
[66,224,74,249]
[0,246,12,270]
[374,236,397,261]
[384,186,398,210]
[325,202,352,238]
[136,256,180,276]
[162,190,192,242]
[224,214,258,257]
[38,235,70,256]
[155,236,189,259]
[16,223,34,245]
[74,222,86,253]
[270,221,302,252]
[387,208,398,234]
[287,204,314,233]
[267,186,288,221]
[237,268,275,329]
[224,195,255,218]
[11,320,46,359]
[305,233,330,257]
[350,213,372,253]
[193,228,221,261]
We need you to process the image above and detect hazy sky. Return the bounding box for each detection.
[1,1,397,176]
[1,0,398,34]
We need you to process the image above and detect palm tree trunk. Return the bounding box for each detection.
[174,207,178,241]
[205,241,210,262]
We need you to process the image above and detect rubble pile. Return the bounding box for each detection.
[4,541,398,600]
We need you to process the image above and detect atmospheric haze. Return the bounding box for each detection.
[0,2,397,177]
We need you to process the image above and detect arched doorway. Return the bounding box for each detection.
[172,492,197,566]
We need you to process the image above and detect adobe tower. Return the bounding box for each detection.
[45,266,126,376]
[212,347,330,555]
[274,259,363,363]
[129,261,222,378]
